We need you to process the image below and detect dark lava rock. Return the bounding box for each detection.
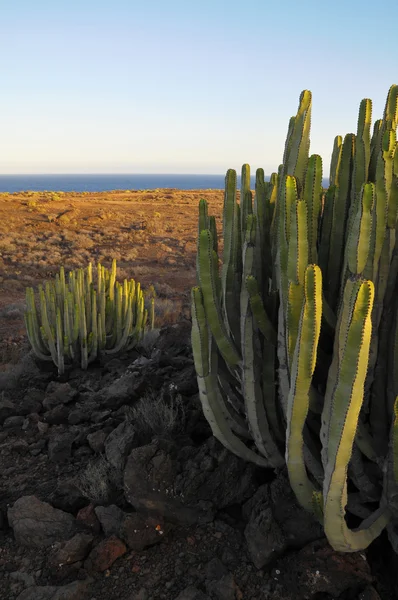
[3,415,25,429]
[49,532,94,566]
[105,420,136,475]
[49,480,88,513]
[44,405,70,425]
[42,382,77,410]
[242,473,324,569]
[0,397,17,423]
[244,504,286,569]
[15,578,93,600]
[94,504,124,536]
[269,473,324,547]
[124,437,256,526]
[20,389,43,415]
[97,372,145,409]
[8,495,77,548]
[48,432,75,463]
[276,539,374,599]
[76,504,101,534]
[175,587,210,600]
[87,429,108,453]
[84,535,127,573]
[120,512,170,550]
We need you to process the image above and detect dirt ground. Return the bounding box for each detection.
[0,188,224,364]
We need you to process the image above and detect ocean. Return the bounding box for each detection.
[0,174,330,193]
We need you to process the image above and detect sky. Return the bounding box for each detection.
[0,0,396,176]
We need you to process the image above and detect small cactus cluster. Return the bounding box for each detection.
[25,259,152,374]
[192,85,398,552]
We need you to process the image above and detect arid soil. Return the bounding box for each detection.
[0,189,397,600]
[0,188,224,365]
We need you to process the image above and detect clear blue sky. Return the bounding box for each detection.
[0,0,396,175]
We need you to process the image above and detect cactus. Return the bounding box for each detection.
[25,259,150,374]
[192,85,398,552]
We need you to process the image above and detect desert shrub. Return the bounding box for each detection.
[75,456,116,504]
[130,390,185,441]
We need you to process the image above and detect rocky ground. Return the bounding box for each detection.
[0,321,397,600]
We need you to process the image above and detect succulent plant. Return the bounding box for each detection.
[192,85,398,552]
[25,259,150,374]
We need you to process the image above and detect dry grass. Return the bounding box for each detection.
[129,390,186,441]
[75,455,117,504]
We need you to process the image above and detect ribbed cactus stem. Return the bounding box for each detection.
[322,280,390,551]
[286,265,322,511]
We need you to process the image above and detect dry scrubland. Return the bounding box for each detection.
[0,188,224,366]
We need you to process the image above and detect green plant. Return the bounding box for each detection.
[25,259,152,374]
[192,85,398,552]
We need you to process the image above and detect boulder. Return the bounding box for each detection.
[242,474,324,568]
[8,496,76,548]
[124,437,256,526]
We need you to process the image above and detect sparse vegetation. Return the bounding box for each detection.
[0,188,220,367]
[129,389,185,441]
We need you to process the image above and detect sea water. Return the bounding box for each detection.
[0,174,330,193]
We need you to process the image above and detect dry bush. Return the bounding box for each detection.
[0,303,25,320]
[0,237,18,253]
[153,282,176,297]
[75,455,116,504]
[70,234,95,250]
[154,297,181,326]
[130,390,185,441]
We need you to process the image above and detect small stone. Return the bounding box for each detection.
[127,589,149,600]
[94,505,124,537]
[73,446,93,459]
[44,405,69,425]
[48,433,75,463]
[84,535,127,573]
[120,513,169,551]
[43,382,77,410]
[68,408,90,425]
[87,430,108,453]
[206,573,238,600]
[14,578,93,600]
[0,397,17,424]
[3,415,25,429]
[20,396,42,416]
[91,410,111,423]
[51,533,94,566]
[76,504,101,534]
[37,421,49,434]
[9,571,35,587]
[205,557,228,582]
[174,587,210,600]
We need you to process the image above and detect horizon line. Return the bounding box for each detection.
[0,172,331,177]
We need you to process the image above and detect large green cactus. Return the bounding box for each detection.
[192,85,398,552]
[25,259,150,374]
